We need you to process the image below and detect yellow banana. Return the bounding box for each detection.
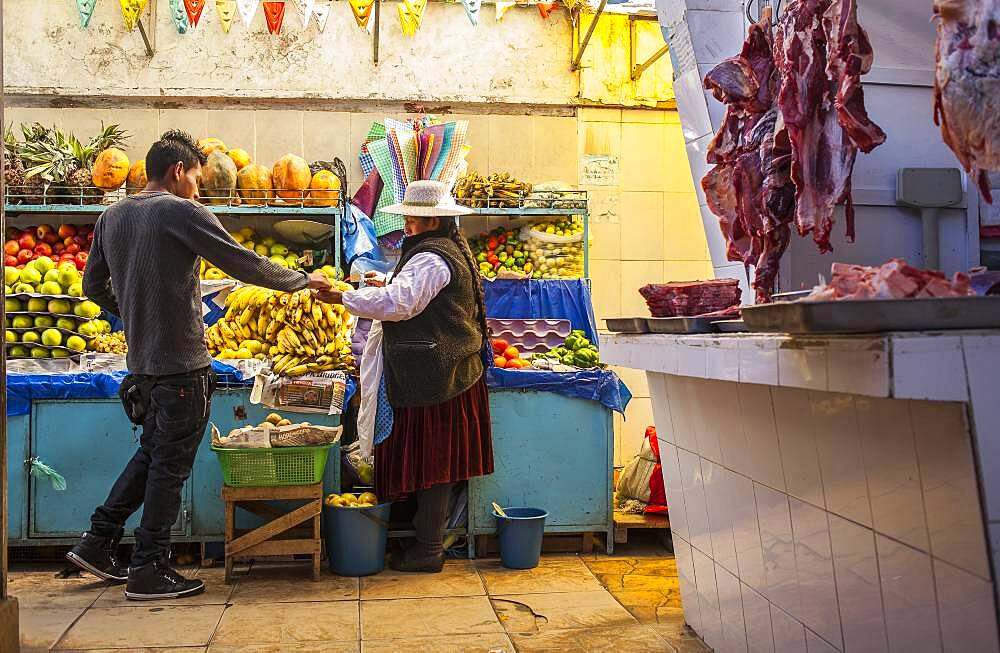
[302,291,313,315]
[311,303,324,325]
[239,307,254,327]
[286,364,310,377]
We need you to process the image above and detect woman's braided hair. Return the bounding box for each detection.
[443,218,490,353]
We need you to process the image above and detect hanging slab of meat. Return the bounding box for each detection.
[774,0,886,254]
[933,0,1000,203]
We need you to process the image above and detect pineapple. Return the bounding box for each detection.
[3,125,26,204]
[66,123,130,204]
[18,123,58,205]
[20,124,77,205]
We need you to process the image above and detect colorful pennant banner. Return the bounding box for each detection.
[262,1,286,33]
[397,0,426,36]
[294,0,316,28]
[495,0,515,21]
[185,0,207,27]
[168,0,190,32]
[348,0,376,30]
[216,0,237,32]
[461,0,481,26]
[537,1,558,18]
[119,0,149,31]
[313,0,333,31]
[236,0,257,28]
[76,0,97,27]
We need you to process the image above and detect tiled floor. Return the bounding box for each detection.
[14,537,709,652]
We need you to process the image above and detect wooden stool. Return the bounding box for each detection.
[223,483,323,584]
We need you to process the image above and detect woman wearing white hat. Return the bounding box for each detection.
[316,180,494,572]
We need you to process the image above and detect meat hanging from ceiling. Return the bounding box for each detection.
[933,0,1000,203]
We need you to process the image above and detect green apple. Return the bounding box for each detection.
[18,267,41,285]
[269,244,289,257]
[4,330,15,344]
[30,256,54,275]
[41,328,62,346]
[65,335,87,352]
[33,315,55,328]
[27,298,47,312]
[51,349,71,359]
[74,300,102,319]
[40,281,63,295]
[5,298,22,313]
[4,266,19,286]
[57,267,79,288]
[57,261,77,272]
[56,317,76,331]
[21,331,40,344]
[77,320,100,337]
[48,299,71,314]
[8,345,28,358]
[13,283,35,295]
[67,282,83,298]
[11,316,32,329]
[30,347,49,359]
[43,269,61,283]
[96,319,111,334]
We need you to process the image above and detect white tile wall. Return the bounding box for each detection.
[717,563,750,653]
[705,336,740,382]
[789,499,842,649]
[813,393,873,527]
[778,346,829,392]
[694,545,725,650]
[675,536,704,636]
[739,338,780,386]
[892,336,967,402]
[962,335,1000,521]
[668,375,699,454]
[704,460,739,576]
[741,583,775,653]
[731,474,768,595]
[827,341,890,398]
[933,558,1000,652]
[774,387,825,508]
[910,401,990,579]
[660,441,690,543]
[876,535,942,652]
[690,378,724,464]
[702,378,748,474]
[857,397,930,552]
[771,604,808,653]
[739,384,786,492]
[648,373,675,443]
[679,447,713,557]
[828,514,889,653]
[677,339,709,379]
[755,483,801,618]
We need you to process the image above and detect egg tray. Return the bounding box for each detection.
[487,318,572,354]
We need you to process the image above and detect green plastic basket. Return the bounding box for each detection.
[212,444,333,487]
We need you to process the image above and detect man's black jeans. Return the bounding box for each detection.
[90,367,216,567]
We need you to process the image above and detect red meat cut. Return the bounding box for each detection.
[639,279,743,318]
[806,258,975,301]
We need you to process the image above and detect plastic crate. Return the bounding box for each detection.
[212,444,333,487]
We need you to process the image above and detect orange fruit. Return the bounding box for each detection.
[493,355,507,368]
[503,346,520,360]
[492,339,509,355]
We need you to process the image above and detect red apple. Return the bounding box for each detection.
[53,242,65,254]
[36,224,54,240]
[57,224,77,239]
[17,233,36,251]
[73,235,87,247]
[75,252,88,270]
[63,236,75,247]
[33,243,52,257]
[4,255,17,267]
[77,225,92,236]
[86,231,95,243]
[17,249,33,264]
[41,232,58,245]
[66,243,81,255]
[3,240,18,256]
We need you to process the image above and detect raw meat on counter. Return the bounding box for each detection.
[639,279,743,318]
[933,0,1000,202]
[805,259,975,301]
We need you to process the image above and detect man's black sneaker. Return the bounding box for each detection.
[124,559,205,601]
[66,532,127,583]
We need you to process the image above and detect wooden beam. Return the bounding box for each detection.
[571,0,608,72]
[226,500,321,555]
[373,0,381,66]
[631,44,669,81]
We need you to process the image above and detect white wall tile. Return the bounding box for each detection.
[677,340,709,379]
[741,583,774,653]
[962,335,1000,521]
[877,535,943,653]
[717,563,750,653]
[774,387,825,509]
[892,336,967,401]
[778,347,829,392]
[694,545,725,650]
[690,378,724,465]
[660,441,690,543]
[739,338,780,386]
[739,384,786,492]
[684,8,747,66]
[813,393,873,527]
[672,66,715,144]
[934,558,1000,653]
[679,448,713,557]
[911,400,990,579]
[805,631,840,653]
[857,397,930,552]
[732,474,768,595]
[755,483,800,617]
[706,336,740,382]
[704,461,739,576]
[688,132,716,210]
[648,372,676,443]
[789,499,843,649]
[771,604,808,653]
[675,536,704,637]
[829,515,889,653]
[669,375,699,454]
[827,343,890,398]
[701,379,747,473]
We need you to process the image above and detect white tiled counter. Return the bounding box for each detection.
[602,331,1000,652]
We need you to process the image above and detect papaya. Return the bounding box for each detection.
[271,154,311,203]
[237,163,273,206]
[126,159,147,195]
[197,137,227,156]
[227,148,252,170]
[200,151,238,205]
[92,148,131,191]
[306,170,341,207]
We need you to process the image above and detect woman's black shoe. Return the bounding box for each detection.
[388,548,445,573]
[124,560,205,600]
[66,532,127,583]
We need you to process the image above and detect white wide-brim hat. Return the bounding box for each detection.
[382,180,473,217]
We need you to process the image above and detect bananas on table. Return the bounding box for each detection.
[205,283,356,376]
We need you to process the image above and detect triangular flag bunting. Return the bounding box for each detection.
[119,0,149,31]
[348,0,376,30]
[76,0,97,27]
[461,0,480,26]
[236,0,257,28]
[185,0,207,26]
[216,0,237,32]
[537,1,558,18]
[495,0,515,20]
[313,0,332,31]
[295,0,316,28]
[169,0,190,32]
[397,0,426,36]
[262,1,286,33]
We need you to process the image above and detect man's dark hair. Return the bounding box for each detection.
[145,130,208,180]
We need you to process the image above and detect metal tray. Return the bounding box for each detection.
[742,297,1000,334]
[645,317,717,334]
[713,319,748,333]
[604,317,649,334]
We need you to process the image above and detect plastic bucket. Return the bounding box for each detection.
[324,502,391,576]
[493,507,548,570]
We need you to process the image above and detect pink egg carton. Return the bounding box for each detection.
[487,319,571,353]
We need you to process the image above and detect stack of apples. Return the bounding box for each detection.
[4,224,92,272]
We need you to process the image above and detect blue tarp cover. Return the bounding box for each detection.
[486,367,631,414]
[484,279,600,345]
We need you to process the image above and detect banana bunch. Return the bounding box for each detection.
[455,171,532,208]
[91,332,128,354]
[205,283,356,377]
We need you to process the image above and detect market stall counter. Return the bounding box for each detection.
[602,330,1000,651]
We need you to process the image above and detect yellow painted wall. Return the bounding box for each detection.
[578,14,674,108]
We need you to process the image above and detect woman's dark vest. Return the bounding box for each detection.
[381,236,485,408]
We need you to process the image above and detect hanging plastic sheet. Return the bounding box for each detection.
[486,367,631,414]
[342,202,383,268]
[483,279,600,345]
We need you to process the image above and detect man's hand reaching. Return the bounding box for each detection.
[307,271,333,291]
[313,289,344,305]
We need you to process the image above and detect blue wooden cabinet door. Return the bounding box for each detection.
[470,391,613,534]
[30,400,190,538]
[8,414,29,541]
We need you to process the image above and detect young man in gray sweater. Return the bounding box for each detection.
[68,130,332,600]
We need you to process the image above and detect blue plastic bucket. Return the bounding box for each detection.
[493,507,548,570]
[324,502,391,576]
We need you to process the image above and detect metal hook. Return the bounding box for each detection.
[745,0,782,24]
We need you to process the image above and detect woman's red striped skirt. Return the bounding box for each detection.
[375,376,494,501]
